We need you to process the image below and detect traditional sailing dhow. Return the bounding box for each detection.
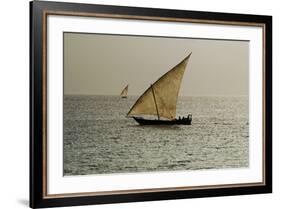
[127,52,192,125]
[120,85,129,98]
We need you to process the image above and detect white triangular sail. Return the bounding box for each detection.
[127,53,192,120]
[120,85,129,98]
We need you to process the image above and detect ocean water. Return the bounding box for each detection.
[63,95,249,176]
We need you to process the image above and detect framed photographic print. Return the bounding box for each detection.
[30,0,272,208]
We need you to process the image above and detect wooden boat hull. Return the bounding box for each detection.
[133,116,192,125]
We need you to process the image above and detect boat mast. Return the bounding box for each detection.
[150,84,160,120]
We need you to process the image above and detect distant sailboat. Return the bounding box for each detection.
[120,84,129,98]
[127,52,192,125]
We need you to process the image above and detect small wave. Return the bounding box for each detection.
[177,160,191,163]
[110,136,120,140]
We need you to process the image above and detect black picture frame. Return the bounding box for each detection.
[30,1,272,208]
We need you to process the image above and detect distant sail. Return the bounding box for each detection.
[127,53,192,120]
[120,84,129,98]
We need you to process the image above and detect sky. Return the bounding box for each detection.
[64,32,249,96]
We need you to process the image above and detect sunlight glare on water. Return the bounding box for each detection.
[63,95,249,176]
